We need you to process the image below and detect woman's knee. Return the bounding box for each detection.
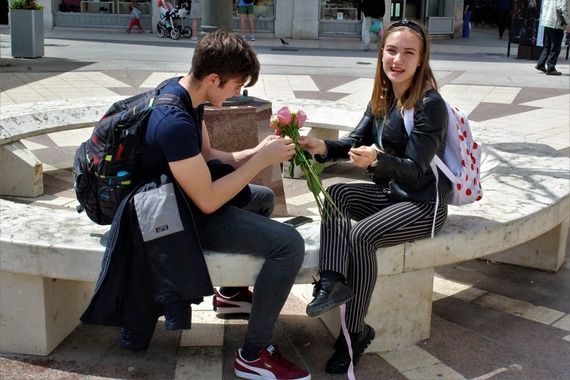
[327,183,349,202]
[349,223,377,252]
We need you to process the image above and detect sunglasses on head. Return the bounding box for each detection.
[388,19,426,38]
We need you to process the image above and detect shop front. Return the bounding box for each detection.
[53,0,152,28]
[232,0,275,34]
[319,0,360,36]
[389,0,463,36]
[36,0,462,39]
[317,0,462,38]
[50,0,276,32]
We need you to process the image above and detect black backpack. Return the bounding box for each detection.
[73,78,185,225]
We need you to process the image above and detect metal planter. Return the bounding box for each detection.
[10,9,44,58]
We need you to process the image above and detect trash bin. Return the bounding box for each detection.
[204,95,288,216]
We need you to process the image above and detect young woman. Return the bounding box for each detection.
[298,19,451,374]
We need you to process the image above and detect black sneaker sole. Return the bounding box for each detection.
[357,324,376,360]
[306,290,354,318]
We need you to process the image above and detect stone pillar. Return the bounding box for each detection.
[203,98,288,216]
[292,0,319,39]
[0,141,43,197]
[0,271,95,356]
[152,0,160,34]
[275,0,294,38]
[38,0,53,29]
[201,0,233,33]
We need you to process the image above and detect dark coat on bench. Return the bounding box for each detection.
[81,175,214,351]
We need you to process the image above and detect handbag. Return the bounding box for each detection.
[369,20,382,34]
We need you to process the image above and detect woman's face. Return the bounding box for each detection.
[381,29,423,95]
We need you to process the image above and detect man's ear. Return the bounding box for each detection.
[205,73,220,87]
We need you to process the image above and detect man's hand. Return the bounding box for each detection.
[256,134,281,152]
[257,136,296,165]
[348,146,378,168]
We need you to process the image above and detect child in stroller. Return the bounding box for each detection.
[157,0,192,40]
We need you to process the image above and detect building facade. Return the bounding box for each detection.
[4,0,464,38]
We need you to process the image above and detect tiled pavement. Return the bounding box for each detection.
[1,26,569,379]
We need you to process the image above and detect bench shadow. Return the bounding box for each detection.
[0,57,95,92]
[490,142,565,158]
[482,141,569,204]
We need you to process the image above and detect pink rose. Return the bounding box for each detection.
[295,110,307,128]
[276,106,292,125]
[269,115,281,129]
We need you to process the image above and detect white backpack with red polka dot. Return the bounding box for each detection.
[403,101,483,206]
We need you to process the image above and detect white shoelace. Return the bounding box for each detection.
[339,304,356,380]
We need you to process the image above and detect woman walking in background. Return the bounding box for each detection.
[463,0,473,38]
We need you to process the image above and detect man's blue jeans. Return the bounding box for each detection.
[193,185,305,349]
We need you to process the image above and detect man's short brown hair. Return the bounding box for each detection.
[191,30,260,88]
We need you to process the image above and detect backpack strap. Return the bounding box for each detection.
[154,93,187,111]
[402,108,440,239]
[151,77,196,117]
[403,108,455,183]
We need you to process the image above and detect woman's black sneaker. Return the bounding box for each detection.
[306,275,354,317]
[325,324,375,374]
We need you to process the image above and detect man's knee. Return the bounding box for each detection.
[245,185,275,216]
[279,225,306,266]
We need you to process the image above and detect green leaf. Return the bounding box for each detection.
[312,162,326,176]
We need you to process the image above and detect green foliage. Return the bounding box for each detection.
[10,0,44,10]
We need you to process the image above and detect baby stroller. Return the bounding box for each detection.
[157,5,192,40]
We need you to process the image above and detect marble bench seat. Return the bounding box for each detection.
[1,129,568,356]
[1,98,569,358]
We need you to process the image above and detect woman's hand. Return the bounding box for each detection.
[348,145,378,168]
[297,136,327,156]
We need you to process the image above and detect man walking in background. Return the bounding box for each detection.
[536,0,569,75]
[360,0,386,50]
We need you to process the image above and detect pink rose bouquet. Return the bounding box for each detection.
[270,106,340,221]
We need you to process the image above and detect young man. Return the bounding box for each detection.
[143,31,310,380]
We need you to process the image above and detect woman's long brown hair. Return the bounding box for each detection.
[370,20,438,116]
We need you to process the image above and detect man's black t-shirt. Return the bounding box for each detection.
[141,79,204,178]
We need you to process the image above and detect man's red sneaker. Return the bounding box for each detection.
[212,287,253,314]
[234,345,311,380]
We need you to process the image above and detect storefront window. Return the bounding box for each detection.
[233,0,275,18]
[58,0,151,14]
[320,0,359,21]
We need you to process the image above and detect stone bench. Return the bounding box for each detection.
[0,98,118,197]
[1,131,568,356]
[1,99,569,358]
[0,97,288,214]
[0,199,320,356]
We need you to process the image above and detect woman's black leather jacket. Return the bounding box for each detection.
[317,90,451,202]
